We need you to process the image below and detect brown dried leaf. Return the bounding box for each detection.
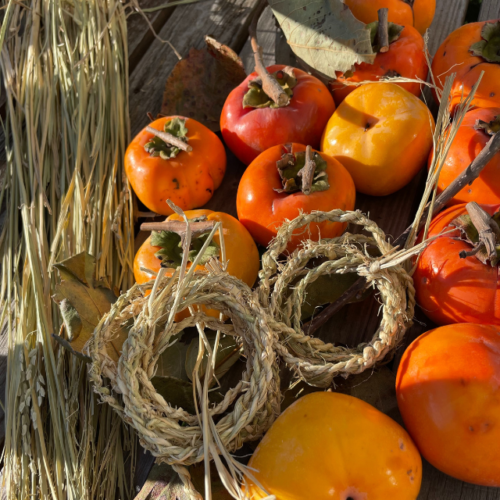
[161,36,247,132]
[52,252,124,361]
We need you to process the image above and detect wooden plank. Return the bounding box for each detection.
[128,0,261,137]
[479,0,500,21]
[127,0,178,74]
[239,6,277,74]
[427,0,469,55]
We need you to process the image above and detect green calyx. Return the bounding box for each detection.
[469,21,500,64]
[275,146,329,195]
[475,115,500,135]
[144,117,189,159]
[451,210,500,266]
[151,220,220,269]
[243,67,297,109]
[366,20,404,53]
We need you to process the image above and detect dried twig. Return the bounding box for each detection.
[378,8,389,53]
[459,202,499,264]
[140,219,216,240]
[298,146,316,195]
[249,0,290,106]
[145,125,193,152]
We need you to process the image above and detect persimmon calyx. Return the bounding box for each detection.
[469,21,500,64]
[274,144,329,195]
[475,115,500,136]
[366,19,404,53]
[144,117,192,159]
[452,202,500,266]
[243,67,297,109]
[147,217,220,268]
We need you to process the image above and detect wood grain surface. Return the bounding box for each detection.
[128,0,261,136]
[479,0,500,21]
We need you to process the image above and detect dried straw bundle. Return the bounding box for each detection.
[257,209,417,387]
[0,0,136,498]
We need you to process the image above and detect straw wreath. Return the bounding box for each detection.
[258,209,418,388]
[88,206,280,499]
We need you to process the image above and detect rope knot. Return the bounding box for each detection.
[368,260,381,274]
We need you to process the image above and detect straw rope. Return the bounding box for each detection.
[258,209,416,387]
[89,271,281,465]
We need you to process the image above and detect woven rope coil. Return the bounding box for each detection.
[258,209,416,388]
[88,270,281,467]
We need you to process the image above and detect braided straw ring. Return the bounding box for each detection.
[258,209,416,388]
[89,270,281,467]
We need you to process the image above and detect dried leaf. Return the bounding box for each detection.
[52,252,122,360]
[185,332,241,384]
[161,36,247,132]
[300,273,369,320]
[269,0,375,77]
[334,367,400,422]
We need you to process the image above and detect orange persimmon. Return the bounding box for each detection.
[236,144,355,252]
[429,108,500,206]
[414,203,500,326]
[331,22,428,105]
[344,0,435,35]
[432,20,500,112]
[397,323,500,486]
[247,392,422,499]
[125,117,226,215]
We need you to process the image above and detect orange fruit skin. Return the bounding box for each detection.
[247,392,422,500]
[344,0,436,35]
[236,144,356,252]
[396,323,500,486]
[321,83,435,196]
[429,107,500,206]
[221,65,335,166]
[133,209,260,319]
[125,117,226,215]
[413,203,500,326]
[432,21,500,112]
[331,25,428,105]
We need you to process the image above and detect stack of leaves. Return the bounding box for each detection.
[0,1,136,498]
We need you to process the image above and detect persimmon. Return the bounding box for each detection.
[236,143,355,252]
[134,210,260,319]
[331,20,428,105]
[321,82,434,196]
[396,323,500,486]
[125,117,226,215]
[134,209,259,286]
[247,392,422,500]
[344,0,435,35]
[414,202,500,326]
[432,20,500,112]
[220,65,335,165]
[429,108,500,206]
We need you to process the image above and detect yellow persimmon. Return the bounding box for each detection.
[247,392,422,500]
[321,82,434,196]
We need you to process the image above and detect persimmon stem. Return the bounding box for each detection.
[249,0,290,107]
[305,129,500,336]
[298,146,316,195]
[459,202,500,265]
[141,219,215,240]
[145,125,193,153]
[378,8,390,53]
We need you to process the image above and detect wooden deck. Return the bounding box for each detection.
[2,0,500,498]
